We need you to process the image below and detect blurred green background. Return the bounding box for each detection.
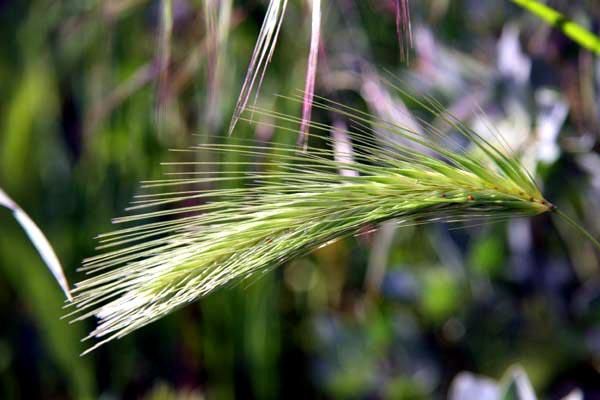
[1,0,600,398]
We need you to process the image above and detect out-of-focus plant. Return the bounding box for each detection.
[450,365,582,400]
[511,0,600,54]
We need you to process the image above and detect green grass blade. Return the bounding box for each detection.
[511,0,600,54]
[0,187,72,301]
[69,92,573,352]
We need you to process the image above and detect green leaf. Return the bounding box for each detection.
[511,0,600,54]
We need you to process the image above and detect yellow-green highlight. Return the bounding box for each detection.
[512,0,600,54]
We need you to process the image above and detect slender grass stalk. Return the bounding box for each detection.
[0,187,72,301]
[554,208,600,251]
[511,0,600,54]
[69,92,598,353]
[156,0,172,111]
[298,0,321,149]
[395,0,413,62]
[228,0,288,135]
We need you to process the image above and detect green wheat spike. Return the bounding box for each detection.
[68,92,597,354]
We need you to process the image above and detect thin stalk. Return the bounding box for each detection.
[554,208,600,252]
[0,187,72,300]
[298,0,321,149]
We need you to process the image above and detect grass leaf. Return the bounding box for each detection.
[511,0,600,54]
[0,187,72,301]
